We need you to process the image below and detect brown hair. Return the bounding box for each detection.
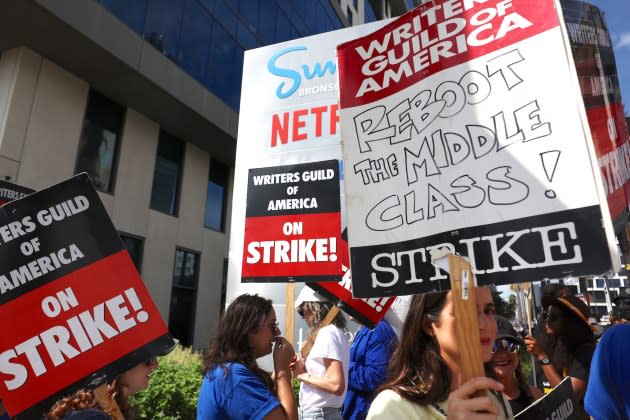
[378,291,452,405]
[46,378,131,420]
[203,294,276,393]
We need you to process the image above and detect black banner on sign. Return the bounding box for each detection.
[246,159,341,217]
[515,377,580,419]
[0,180,34,206]
[350,206,610,297]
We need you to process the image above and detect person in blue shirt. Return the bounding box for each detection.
[341,318,397,420]
[197,294,297,420]
[584,323,630,420]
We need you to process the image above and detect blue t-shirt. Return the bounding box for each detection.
[197,362,280,420]
[584,324,630,420]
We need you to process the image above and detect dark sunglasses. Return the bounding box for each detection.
[492,339,520,354]
[297,307,304,317]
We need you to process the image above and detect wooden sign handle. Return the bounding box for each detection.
[284,283,296,346]
[300,305,340,358]
[447,254,485,388]
[93,383,124,420]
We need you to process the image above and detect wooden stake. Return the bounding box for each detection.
[285,283,295,346]
[300,305,340,358]
[447,254,485,382]
[93,383,124,420]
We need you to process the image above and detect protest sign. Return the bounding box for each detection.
[337,0,619,298]
[515,376,579,419]
[242,159,342,282]
[561,0,630,239]
[0,180,34,206]
[0,174,174,418]
[227,20,395,333]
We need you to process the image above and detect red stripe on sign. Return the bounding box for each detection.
[338,0,560,108]
[242,213,343,278]
[0,250,167,414]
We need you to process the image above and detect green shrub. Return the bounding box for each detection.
[131,345,204,420]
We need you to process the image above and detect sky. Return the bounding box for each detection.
[590,0,630,113]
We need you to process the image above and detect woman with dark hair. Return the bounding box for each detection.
[525,294,596,416]
[197,293,297,420]
[46,357,159,419]
[492,316,543,415]
[367,288,512,420]
[292,287,349,420]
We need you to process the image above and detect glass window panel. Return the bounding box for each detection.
[206,23,237,104]
[76,91,123,193]
[214,0,238,35]
[275,11,291,43]
[205,159,229,231]
[144,0,185,59]
[169,249,199,346]
[257,3,276,45]
[120,234,144,271]
[238,0,259,33]
[596,278,605,288]
[99,0,148,33]
[178,0,213,81]
[150,131,184,215]
[236,22,257,50]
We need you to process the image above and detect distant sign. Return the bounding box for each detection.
[337,0,618,297]
[0,180,34,206]
[515,377,580,419]
[0,174,174,418]
[562,0,630,229]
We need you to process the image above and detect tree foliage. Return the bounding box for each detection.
[491,286,516,320]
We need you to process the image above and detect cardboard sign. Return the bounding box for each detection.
[337,0,618,297]
[0,174,174,418]
[561,0,630,229]
[515,377,580,419]
[227,21,396,330]
[0,180,34,206]
[242,159,342,282]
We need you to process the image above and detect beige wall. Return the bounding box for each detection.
[0,46,229,348]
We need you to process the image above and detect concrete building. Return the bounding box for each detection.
[0,0,409,348]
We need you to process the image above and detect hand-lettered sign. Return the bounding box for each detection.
[0,174,174,418]
[337,0,618,297]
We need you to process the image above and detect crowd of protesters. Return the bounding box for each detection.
[9,282,626,420]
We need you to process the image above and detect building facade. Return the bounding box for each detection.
[0,0,409,348]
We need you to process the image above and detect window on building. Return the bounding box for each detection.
[119,233,144,272]
[168,249,199,346]
[592,291,606,303]
[75,90,124,193]
[204,158,229,231]
[150,131,184,215]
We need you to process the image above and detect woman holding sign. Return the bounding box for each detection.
[292,287,350,420]
[197,294,297,420]
[367,287,512,420]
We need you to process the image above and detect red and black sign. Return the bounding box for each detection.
[0,174,174,419]
[0,180,34,206]
[561,0,630,231]
[242,160,342,282]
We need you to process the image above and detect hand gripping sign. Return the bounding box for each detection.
[0,174,175,419]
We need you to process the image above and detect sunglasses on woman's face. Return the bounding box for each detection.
[492,339,520,354]
[297,306,305,317]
